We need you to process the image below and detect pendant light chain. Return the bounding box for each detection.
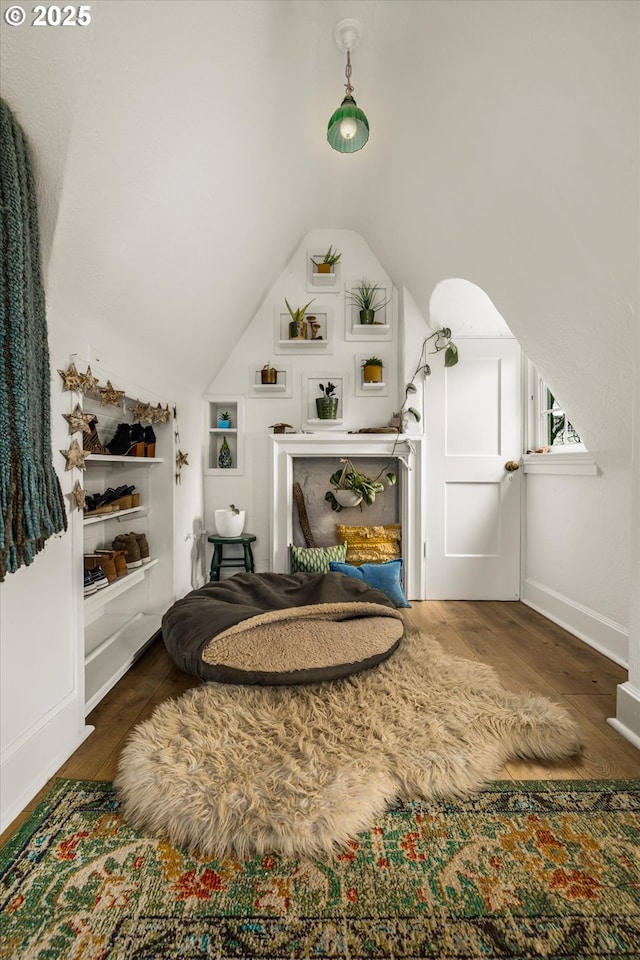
[344,49,354,97]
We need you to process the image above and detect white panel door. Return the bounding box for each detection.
[425,338,522,599]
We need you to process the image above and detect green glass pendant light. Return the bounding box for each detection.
[327,19,369,154]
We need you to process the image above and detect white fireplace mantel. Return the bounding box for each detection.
[270,432,426,599]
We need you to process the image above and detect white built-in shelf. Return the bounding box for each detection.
[84,558,159,617]
[253,384,287,393]
[209,428,238,434]
[83,506,144,526]
[306,418,345,425]
[277,339,329,350]
[349,323,390,336]
[84,612,162,713]
[86,454,163,465]
[361,381,386,389]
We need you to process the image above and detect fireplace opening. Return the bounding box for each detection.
[292,457,400,547]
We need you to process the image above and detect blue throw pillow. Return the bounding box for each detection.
[329,559,411,608]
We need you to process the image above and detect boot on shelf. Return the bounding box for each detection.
[83,416,109,456]
[96,548,126,579]
[112,533,141,569]
[106,423,132,456]
[128,423,145,457]
[131,531,150,564]
[143,425,156,457]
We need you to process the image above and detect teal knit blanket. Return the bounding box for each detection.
[0,98,66,580]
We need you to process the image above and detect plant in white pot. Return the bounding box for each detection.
[214,503,245,538]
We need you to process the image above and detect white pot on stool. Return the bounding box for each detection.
[214,509,246,538]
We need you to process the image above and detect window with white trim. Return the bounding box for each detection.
[523,362,597,475]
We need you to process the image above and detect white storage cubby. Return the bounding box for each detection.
[344,279,393,341]
[67,362,175,714]
[302,373,347,426]
[306,248,342,292]
[273,306,333,355]
[248,363,293,398]
[204,396,244,475]
[354,352,390,397]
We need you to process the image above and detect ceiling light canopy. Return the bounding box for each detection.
[327,19,369,154]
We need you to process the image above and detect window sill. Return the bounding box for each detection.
[522,451,599,476]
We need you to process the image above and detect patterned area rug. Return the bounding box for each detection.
[1,779,638,959]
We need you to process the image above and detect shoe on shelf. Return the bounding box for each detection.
[97,547,127,579]
[143,425,156,457]
[112,534,142,569]
[106,423,132,456]
[84,495,113,515]
[114,485,136,510]
[131,531,150,564]
[131,493,141,508]
[128,423,145,457]
[83,416,109,456]
[91,567,109,590]
[83,569,98,596]
[93,550,117,583]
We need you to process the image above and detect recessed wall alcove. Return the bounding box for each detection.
[270,434,426,599]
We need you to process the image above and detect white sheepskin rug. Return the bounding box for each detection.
[115,630,581,859]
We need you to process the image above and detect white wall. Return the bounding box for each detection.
[204,229,402,572]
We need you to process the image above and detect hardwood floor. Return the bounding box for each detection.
[2,600,638,848]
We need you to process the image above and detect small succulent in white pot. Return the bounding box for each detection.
[214,503,245,538]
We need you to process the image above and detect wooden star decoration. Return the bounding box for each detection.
[60,439,90,471]
[151,403,171,424]
[78,365,99,395]
[71,481,87,510]
[57,363,84,392]
[62,403,94,434]
[98,381,125,407]
[130,400,152,422]
[176,450,189,469]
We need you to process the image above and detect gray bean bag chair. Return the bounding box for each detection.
[162,571,405,685]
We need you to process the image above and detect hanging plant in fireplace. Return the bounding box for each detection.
[325,459,397,512]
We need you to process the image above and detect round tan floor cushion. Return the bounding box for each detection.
[162,571,405,685]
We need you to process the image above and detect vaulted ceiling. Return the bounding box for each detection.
[1,0,637,462]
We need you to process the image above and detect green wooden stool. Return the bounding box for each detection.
[208,533,256,582]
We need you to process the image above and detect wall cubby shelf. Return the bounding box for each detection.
[344,279,393,342]
[274,307,333,355]
[69,360,175,716]
[302,373,347,425]
[249,363,293,398]
[354,353,390,397]
[306,249,342,292]
[204,396,244,474]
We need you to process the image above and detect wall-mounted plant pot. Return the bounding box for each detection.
[218,420,231,429]
[363,364,383,383]
[315,397,339,419]
[288,320,308,340]
[334,489,363,507]
[315,263,332,274]
[359,309,375,325]
[261,368,278,384]
[214,509,245,538]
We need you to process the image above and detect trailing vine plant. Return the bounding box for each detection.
[395,327,459,429]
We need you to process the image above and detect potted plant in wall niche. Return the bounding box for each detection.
[347,279,391,324]
[218,411,232,428]
[214,503,245,538]
[261,362,278,384]
[325,459,397,512]
[316,382,339,419]
[285,297,315,340]
[362,356,384,383]
[311,245,341,274]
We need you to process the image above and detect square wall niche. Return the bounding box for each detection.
[354,352,390,397]
[306,249,342,292]
[274,307,333,355]
[248,363,292,398]
[302,373,347,427]
[344,279,392,341]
